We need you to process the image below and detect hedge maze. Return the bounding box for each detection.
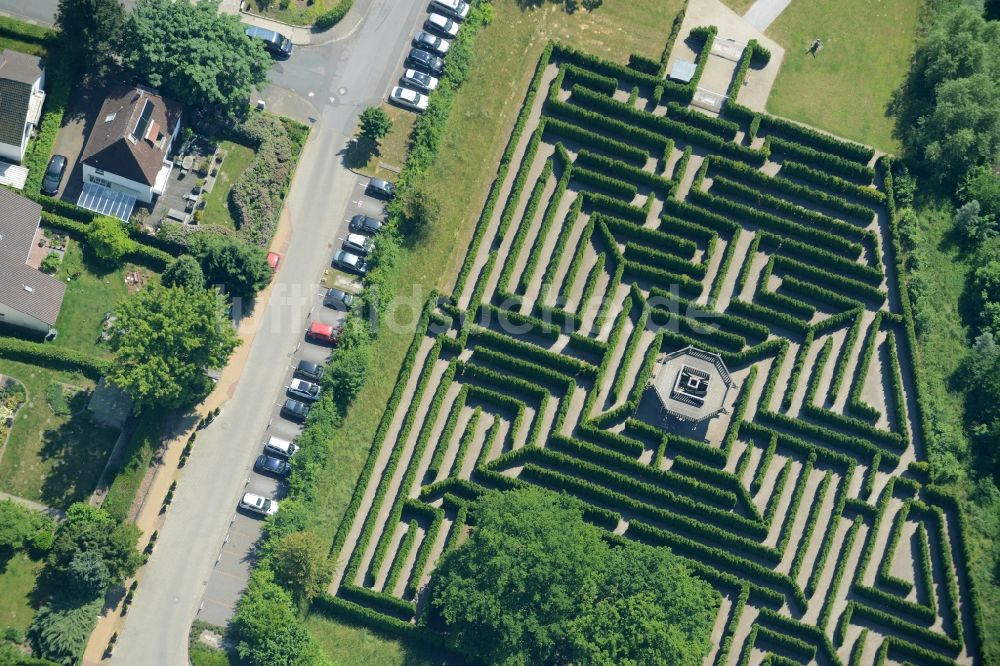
[320,29,982,665]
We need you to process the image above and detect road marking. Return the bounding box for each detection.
[329,96,335,103]
[308,91,314,97]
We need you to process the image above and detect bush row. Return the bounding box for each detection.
[789,470,832,581]
[624,241,704,279]
[850,601,961,652]
[40,211,174,268]
[547,96,667,154]
[756,231,882,284]
[774,255,884,302]
[650,308,746,351]
[781,329,815,410]
[710,175,867,241]
[689,189,862,258]
[768,136,875,183]
[750,434,778,494]
[927,505,964,647]
[575,149,672,194]
[453,43,553,297]
[780,275,866,312]
[764,458,793,527]
[666,101,739,140]
[425,388,468,477]
[497,157,554,294]
[723,366,758,456]
[313,0,353,30]
[847,311,883,422]
[518,159,572,293]
[404,504,443,598]
[714,585,750,666]
[710,156,875,224]
[883,331,910,440]
[759,115,875,163]
[561,63,618,95]
[648,286,769,341]
[338,583,416,620]
[626,52,661,76]
[727,298,811,336]
[382,518,419,596]
[734,232,761,298]
[605,215,697,258]
[313,594,442,647]
[781,160,886,204]
[609,302,649,402]
[543,118,646,165]
[540,194,584,296]
[476,302,560,340]
[468,326,595,376]
[0,336,109,377]
[24,56,72,195]
[472,347,574,390]
[757,409,900,466]
[582,191,646,224]
[805,465,857,596]
[551,41,663,90]
[708,229,741,306]
[572,165,638,200]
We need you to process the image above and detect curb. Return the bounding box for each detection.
[239,0,376,47]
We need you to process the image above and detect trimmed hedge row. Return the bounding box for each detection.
[663,197,738,235]
[582,191,647,223]
[883,331,910,440]
[757,409,899,466]
[572,165,638,200]
[605,215,697,258]
[781,329,815,410]
[751,434,778,494]
[709,229,741,306]
[781,160,886,204]
[518,161,572,293]
[727,299,811,336]
[847,311,883,422]
[789,470,832,581]
[626,53,661,76]
[561,63,618,95]
[543,117,647,166]
[780,275,866,312]
[404,504,444,598]
[425,388,468,477]
[805,464,857,596]
[24,56,72,196]
[647,286,769,341]
[774,255,884,302]
[723,366,758,456]
[575,149,672,194]
[625,242,705,279]
[689,189,862,258]
[497,157,554,295]
[849,601,961,652]
[709,156,875,224]
[313,593,442,647]
[757,231,882,284]
[0,337,109,377]
[339,583,415,620]
[768,136,875,183]
[541,193,584,292]
[666,101,739,140]
[382,519,419,596]
[40,211,175,268]
[313,0,353,30]
[453,43,553,297]
[551,41,664,91]
[476,302,560,339]
[759,114,875,163]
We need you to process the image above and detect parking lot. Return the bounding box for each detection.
[196,174,390,625]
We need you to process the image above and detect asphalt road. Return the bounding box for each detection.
[0,0,136,25]
[110,1,428,663]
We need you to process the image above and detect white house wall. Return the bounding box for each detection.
[82,163,155,203]
[0,300,48,334]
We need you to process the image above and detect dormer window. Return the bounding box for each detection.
[105,112,117,122]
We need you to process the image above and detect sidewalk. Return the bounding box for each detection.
[80,210,297,666]
[0,491,63,520]
[236,0,375,46]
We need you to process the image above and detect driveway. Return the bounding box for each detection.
[109,0,429,664]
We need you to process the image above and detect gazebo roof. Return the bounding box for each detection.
[667,59,697,83]
[649,346,734,423]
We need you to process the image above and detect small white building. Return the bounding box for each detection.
[0,49,45,164]
[0,189,65,335]
[79,84,182,215]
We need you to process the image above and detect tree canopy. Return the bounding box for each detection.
[121,0,271,120]
[46,503,142,590]
[270,531,332,605]
[86,216,137,264]
[430,487,719,665]
[0,500,54,552]
[55,0,125,78]
[889,6,1000,187]
[359,106,393,144]
[161,254,205,290]
[188,233,273,301]
[107,283,240,411]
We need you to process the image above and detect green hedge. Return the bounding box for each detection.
[24,57,72,196]
[575,149,672,194]
[789,470,832,580]
[760,114,875,163]
[757,231,882,284]
[768,136,875,183]
[561,63,618,95]
[313,594,442,646]
[666,102,739,140]
[0,337,109,377]
[571,165,637,200]
[626,53,660,76]
[780,159,886,204]
[543,118,646,165]
[314,0,353,30]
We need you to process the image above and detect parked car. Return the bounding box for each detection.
[239,492,279,516]
[267,252,281,271]
[425,12,460,37]
[280,398,311,423]
[343,233,374,255]
[332,250,369,275]
[245,26,293,59]
[430,0,469,20]
[389,86,429,112]
[254,454,291,478]
[349,214,384,235]
[295,360,324,382]
[264,435,298,458]
[413,31,450,55]
[288,378,321,402]
[41,155,67,196]
[405,48,444,76]
[401,68,439,93]
[306,321,342,345]
[366,178,395,199]
[323,288,354,311]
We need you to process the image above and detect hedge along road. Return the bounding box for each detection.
[109,1,429,664]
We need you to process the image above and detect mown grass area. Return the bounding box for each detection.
[0,359,117,508]
[304,0,683,661]
[0,549,44,634]
[303,614,439,666]
[906,199,1000,661]
[349,105,416,182]
[51,240,134,359]
[718,0,756,15]
[200,141,256,231]
[765,0,920,152]
[0,16,51,56]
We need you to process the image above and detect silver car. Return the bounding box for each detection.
[389,86,428,112]
[239,492,279,516]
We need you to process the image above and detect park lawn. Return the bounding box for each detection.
[0,548,44,634]
[303,614,441,666]
[0,16,51,57]
[200,141,256,230]
[351,105,416,181]
[905,200,1000,662]
[304,0,682,659]
[51,240,132,359]
[0,358,119,508]
[764,0,920,152]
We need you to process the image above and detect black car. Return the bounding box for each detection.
[281,398,311,423]
[349,214,384,235]
[254,454,291,477]
[323,288,354,311]
[365,178,395,199]
[295,359,324,382]
[41,155,67,196]
[332,250,368,276]
[405,48,444,76]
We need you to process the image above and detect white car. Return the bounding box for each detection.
[401,68,439,93]
[240,492,279,516]
[430,0,469,20]
[425,12,460,38]
[390,86,429,112]
[288,378,321,402]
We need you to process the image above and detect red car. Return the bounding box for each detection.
[306,321,341,345]
[267,252,281,271]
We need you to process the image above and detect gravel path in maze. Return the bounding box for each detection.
[322,32,982,666]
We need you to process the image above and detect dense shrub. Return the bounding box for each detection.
[313,0,353,30]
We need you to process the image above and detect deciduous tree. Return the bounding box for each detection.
[107,284,240,411]
[188,234,272,301]
[55,0,125,78]
[161,254,205,290]
[86,216,136,264]
[358,106,392,144]
[121,0,271,120]
[270,531,332,605]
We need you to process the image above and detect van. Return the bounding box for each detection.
[263,435,298,458]
[245,26,293,59]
